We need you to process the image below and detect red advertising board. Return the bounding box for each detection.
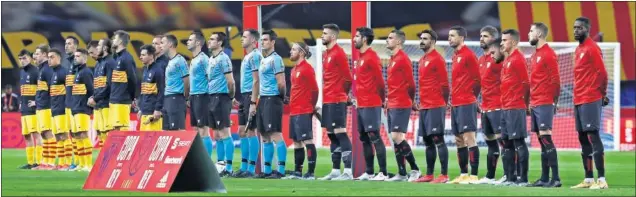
[620,108,636,151]
[83,131,225,193]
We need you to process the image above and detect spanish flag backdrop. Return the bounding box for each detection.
[499,1,635,80]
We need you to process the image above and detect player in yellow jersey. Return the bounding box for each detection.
[137,45,165,131]
[32,44,56,170]
[71,49,95,171]
[48,49,73,170]
[17,50,44,170]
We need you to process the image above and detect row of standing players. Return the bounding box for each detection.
[16,17,609,190]
[278,19,608,190]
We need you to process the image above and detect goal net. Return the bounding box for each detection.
[309,39,621,150]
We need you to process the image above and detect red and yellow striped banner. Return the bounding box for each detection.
[499,2,635,80]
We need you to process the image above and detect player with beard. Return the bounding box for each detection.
[384,29,421,182]
[283,42,319,180]
[499,29,530,186]
[570,17,609,190]
[47,49,71,170]
[527,22,562,188]
[110,30,138,132]
[351,27,389,181]
[17,50,43,170]
[318,23,354,181]
[88,38,115,149]
[186,32,211,156]
[446,26,481,184]
[234,29,262,178]
[412,29,450,184]
[472,26,504,185]
[71,49,95,172]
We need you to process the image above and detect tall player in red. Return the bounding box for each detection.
[447,26,481,184]
[385,29,421,182]
[412,29,450,184]
[527,22,562,188]
[284,42,319,180]
[499,29,530,186]
[318,23,354,181]
[473,26,505,185]
[350,27,389,181]
[570,16,609,190]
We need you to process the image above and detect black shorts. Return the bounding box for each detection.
[189,94,209,127]
[256,96,283,133]
[321,103,347,131]
[531,104,555,133]
[451,103,478,135]
[575,100,602,133]
[208,93,232,130]
[388,108,411,133]
[357,107,381,133]
[289,113,313,141]
[419,107,446,137]
[501,109,528,140]
[164,94,187,130]
[481,109,503,135]
[238,92,256,130]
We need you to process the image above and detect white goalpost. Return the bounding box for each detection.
[310,39,621,151]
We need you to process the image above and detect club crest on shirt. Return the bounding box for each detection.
[391,62,396,67]
[487,62,491,68]
[579,53,584,59]
[457,57,462,63]
[424,61,430,67]
[506,62,511,68]
[537,56,542,63]
[328,57,332,63]
[360,60,364,67]
[296,71,300,78]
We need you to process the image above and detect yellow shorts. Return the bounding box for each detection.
[139,115,163,131]
[93,109,101,132]
[53,115,69,134]
[98,107,112,131]
[109,103,130,130]
[21,115,38,135]
[73,113,91,133]
[36,109,52,133]
[66,108,76,133]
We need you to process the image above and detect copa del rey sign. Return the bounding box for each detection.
[83,131,225,193]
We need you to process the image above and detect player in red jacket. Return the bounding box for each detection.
[472,26,505,185]
[318,23,354,181]
[527,22,562,188]
[447,26,481,184]
[411,29,450,184]
[499,29,531,186]
[570,17,609,190]
[384,30,421,182]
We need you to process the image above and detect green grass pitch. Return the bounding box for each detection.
[1,148,634,196]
